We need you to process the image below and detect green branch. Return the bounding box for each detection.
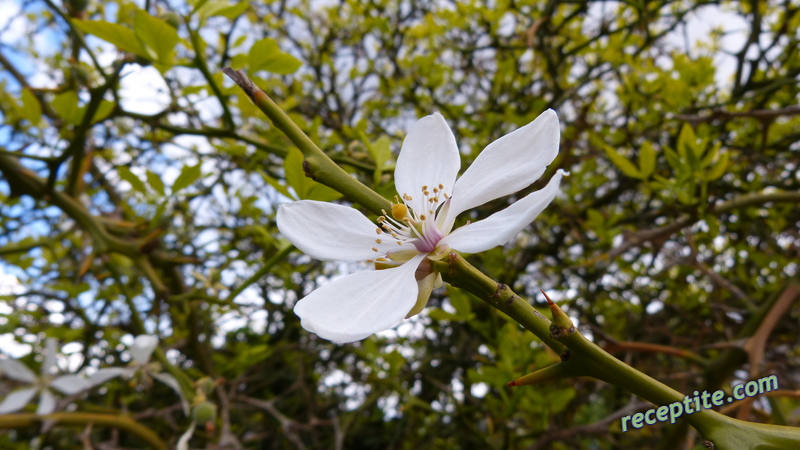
[222,68,391,216]
[0,412,167,449]
[437,253,800,449]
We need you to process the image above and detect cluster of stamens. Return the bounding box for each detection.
[366,184,449,262]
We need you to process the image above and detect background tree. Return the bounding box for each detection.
[0,0,799,448]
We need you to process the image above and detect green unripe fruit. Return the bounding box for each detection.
[192,401,217,425]
[72,66,92,86]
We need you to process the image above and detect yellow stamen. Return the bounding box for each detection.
[392,203,409,221]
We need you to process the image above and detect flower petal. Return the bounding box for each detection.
[177,420,196,450]
[87,368,132,386]
[447,109,560,222]
[42,338,58,377]
[131,335,159,365]
[441,169,566,254]
[294,253,427,343]
[395,113,461,214]
[277,201,416,261]
[152,372,190,416]
[0,387,38,414]
[50,374,92,395]
[37,389,56,415]
[0,358,38,384]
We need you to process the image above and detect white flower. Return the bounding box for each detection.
[88,335,189,415]
[0,338,93,415]
[277,110,566,343]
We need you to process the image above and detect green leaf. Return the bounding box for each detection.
[677,123,696,157]
[258,170,294,199]
[117,166,148,194]
[428,308,460,322]
[704,151,729,181]
[700,141,722,168]
[195,0,248,20]
[638,141,656,178]
[146,170,166,196]
[283,148,343,201]
[306,183,343,202]
[51,91,84,125]
[172,163,203,193]
[90,99,115,124]
[663,146,682,171]
[20,88,42,125]
[448,288,472,318]
[284,147,308,200]
[72,19,148,57]
[215,3,248,19]
[248,38,302,75]
[603,145,642,179]
[362,134,392,184]
[133,10,179,65]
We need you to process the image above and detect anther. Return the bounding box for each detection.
[420,214,427,220]
[396,241,402,245]
[375,227,382,234]
[392,203,409,221]
[438,183,444,189]
[433,187,439,193]
[372,247,379,252]
[375,239,382,244]
[422,185,428,191]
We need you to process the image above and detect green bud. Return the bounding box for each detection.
[192,401,217,425]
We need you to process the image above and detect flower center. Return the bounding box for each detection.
[369,184,450,259]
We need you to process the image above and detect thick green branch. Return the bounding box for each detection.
[222,68,391,216]
[436,253,800,449]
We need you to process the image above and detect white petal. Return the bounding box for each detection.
[447,109,560,221]
[0,358,38,384]
[294,253,427,343]
[177,420,196,450]
[441,169,566,254]
[131,335,159,365]
[395,113,461,213]
[42,338,59,377]
[277,201,416,261]
[152,372,190,416]
[37,389,56,415]
[87,368,132,386]
[0,387,38,414]
[50,374,92,395]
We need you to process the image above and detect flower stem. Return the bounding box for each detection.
[222,68,391,216]
[436,253,800,449]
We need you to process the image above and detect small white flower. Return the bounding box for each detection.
[88,335,189,415]
[0,339,93,415]
[278,110,566,343]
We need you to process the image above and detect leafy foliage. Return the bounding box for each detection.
[0,0,799,448]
